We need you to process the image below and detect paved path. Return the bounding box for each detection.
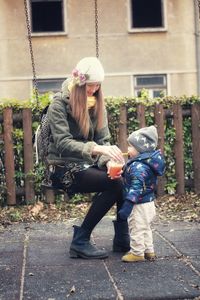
[0,216,200,300]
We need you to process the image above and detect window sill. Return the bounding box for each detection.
[30,32,68,37]
[128,27,167,33]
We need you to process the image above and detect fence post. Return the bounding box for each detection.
[173,104,185,195]
[137,104,146,128]
[154,104,165,196]
[23,108,35,203]
[191,103,200,194]
[3,108,16,205]
[119,104,127,153]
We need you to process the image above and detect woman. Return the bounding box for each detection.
[47,57,130,259]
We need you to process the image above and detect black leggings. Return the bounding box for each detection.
[70,166,124,232]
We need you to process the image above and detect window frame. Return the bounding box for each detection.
[29,0,67,36]
[127,0,167,33]
[35,78,66,94]
[134,74,167,98]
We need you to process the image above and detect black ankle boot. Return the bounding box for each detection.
[69,225,108,259]
[113,220,130,252]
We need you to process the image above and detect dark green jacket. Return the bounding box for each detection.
[47,87,111,168]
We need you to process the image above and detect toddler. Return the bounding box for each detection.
[119,125,165,262]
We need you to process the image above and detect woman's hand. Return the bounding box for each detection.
[92,145,125,163]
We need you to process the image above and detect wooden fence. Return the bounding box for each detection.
[0,103,200,205]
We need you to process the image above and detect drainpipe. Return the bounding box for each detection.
[194,0,200,95]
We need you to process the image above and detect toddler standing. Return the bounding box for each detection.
[119,125,165,262]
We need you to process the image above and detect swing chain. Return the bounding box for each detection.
[198,0,200,18]
[24,0,39,105]
[24,0,99,101]
[94,0,99,58]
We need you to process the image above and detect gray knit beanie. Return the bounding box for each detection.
[127,125,158,153]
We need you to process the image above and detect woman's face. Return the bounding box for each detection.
[86,83,100,96]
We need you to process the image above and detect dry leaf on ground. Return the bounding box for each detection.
[0,193,199,225]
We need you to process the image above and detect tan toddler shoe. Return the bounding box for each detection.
[122,252,145,262]
[144,252,156,261]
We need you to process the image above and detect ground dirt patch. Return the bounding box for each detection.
[0,193,199,228]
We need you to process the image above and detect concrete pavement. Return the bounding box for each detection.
[0,216,200,300]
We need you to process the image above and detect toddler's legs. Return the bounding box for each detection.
[122,202,156,262]
[128,205,146,256]
[143,202,156,254]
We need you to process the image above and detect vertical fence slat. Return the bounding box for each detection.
[3,108,16,205]
[191,103,200,194]
[173,104,185,195]
[23,108,35,203]
[154,104,165,196]
[45,189,56,204]
[118,104,127,153]
[137,104,146,128]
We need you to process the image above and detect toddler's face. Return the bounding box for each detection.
[128,143,139,158]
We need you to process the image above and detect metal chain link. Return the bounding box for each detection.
[197,0,200,18]
[24,0,39,106]
[94,0,99,58]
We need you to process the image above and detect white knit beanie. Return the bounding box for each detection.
[73,57,105,86]
[128,126,158,153]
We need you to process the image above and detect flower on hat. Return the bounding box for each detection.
[72,68,89,86]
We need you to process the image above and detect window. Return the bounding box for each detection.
[31,0,65,33]
[36,79,65,94]
[129,0,166,32]
[134,75,167,98]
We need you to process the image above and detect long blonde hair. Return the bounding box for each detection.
[69,85,104,138]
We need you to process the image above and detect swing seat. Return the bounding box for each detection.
[41,161,70,203]
[41,182,63,191]
[41,181,69,203]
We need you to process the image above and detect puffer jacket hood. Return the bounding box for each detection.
[126,150,165,176]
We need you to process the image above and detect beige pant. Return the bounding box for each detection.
[128,201,156,256]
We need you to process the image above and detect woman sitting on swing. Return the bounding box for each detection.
[46,57,130,259]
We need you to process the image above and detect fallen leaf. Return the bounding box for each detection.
[66,285,76,297]
[70,285,75,294]
[30,201,44,216]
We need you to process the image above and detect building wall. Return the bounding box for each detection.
[0,0,198,100]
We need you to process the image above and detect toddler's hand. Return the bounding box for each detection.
[118,200,134,220]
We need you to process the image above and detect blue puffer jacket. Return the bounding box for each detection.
[122,150,165,205]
